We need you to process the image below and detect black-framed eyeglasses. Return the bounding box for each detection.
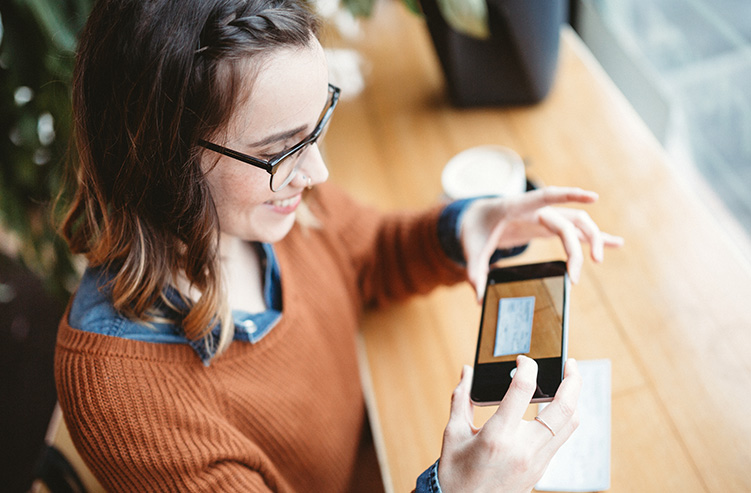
[199,83,340,192]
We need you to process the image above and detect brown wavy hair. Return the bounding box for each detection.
[61,0,319,355]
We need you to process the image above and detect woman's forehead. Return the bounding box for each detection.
[229,41,329,144]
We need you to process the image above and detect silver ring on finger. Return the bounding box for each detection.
[535,416,556,437]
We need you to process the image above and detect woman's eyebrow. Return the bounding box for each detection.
[248,124,308,148]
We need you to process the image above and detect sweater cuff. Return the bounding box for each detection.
[415,460,442,493]
[438,198,528,266]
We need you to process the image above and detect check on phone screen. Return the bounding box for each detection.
[493,296,536,357]
[478,276,564,365]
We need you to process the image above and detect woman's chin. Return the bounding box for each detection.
[251,213,298,244]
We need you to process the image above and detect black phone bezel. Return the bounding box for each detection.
[469,260,569,405]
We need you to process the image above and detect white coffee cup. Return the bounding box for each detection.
[441,145,526,200]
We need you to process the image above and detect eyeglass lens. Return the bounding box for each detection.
[269,96,335,192]
[270,142,313,191]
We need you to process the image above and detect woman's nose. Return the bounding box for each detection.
[296,143,329,187]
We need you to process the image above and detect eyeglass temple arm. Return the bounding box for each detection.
[198,139,274,173]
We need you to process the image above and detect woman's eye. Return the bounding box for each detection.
[257,148,282,160]
[260,143,293,160]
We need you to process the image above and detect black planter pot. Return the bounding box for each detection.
[420,0,565,107]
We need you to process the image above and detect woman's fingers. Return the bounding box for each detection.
[438,359,584,492]
[461,187,623,299]
[602,232,625,248]
[466,238,494,302]
[469,264,489,304]
[569,209,604,262]
[533,359,582,446]
[538,208,584,283]
[508,187,598,214]
[484,356,539,436]
[555,209,625,262]
[445,365,477,441]
[464,205,506,302]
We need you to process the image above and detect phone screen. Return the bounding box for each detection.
[471,262,569,404]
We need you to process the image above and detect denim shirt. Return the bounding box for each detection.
[68,198,524,492]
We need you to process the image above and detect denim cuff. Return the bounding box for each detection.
[415,460,442,493]
[437,198,528,266]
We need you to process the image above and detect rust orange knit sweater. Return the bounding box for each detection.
[55,184,467,492]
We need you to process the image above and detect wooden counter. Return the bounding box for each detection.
[322,2,751,492]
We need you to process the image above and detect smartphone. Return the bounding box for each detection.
[470,261,570,405]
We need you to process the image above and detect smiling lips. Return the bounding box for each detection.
[266,193,302,214]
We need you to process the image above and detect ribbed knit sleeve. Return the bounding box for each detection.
[306,183,468,309]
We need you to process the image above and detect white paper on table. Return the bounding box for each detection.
[535,359,611,492]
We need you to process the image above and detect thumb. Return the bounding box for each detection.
[467,259,488,304]
[464,219,505,303]
[466,244,493,304]
[446,365,477,438]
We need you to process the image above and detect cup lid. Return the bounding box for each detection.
[442,145,526,199]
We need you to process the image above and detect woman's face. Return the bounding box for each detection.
[203,39,330,244]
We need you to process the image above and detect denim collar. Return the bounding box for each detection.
[184,243,282,364]
[70,242,283,366]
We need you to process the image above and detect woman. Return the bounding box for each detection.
[56,0,622,491]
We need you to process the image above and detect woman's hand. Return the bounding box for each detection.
[437,357,581,493]
[460,186,624,301]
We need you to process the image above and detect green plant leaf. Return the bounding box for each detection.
[341,0,377,18]
[0,0,89,299]
[401,0,422,15]
[24,0,78,52]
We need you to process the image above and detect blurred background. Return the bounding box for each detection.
[1,0,749,491]
[575,0,751,235]
[1,1,91,491]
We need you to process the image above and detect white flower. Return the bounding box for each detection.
[325,48,366,99]
[312,0,341,18]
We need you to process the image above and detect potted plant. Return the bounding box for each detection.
[333,0,566,107]
[1,3,94,488]
[0,0,93,299]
